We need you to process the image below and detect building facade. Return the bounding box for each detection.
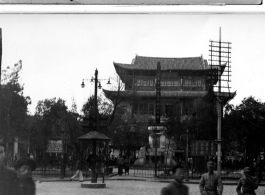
[104,55,226,164]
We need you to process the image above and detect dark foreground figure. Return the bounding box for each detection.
[199,161,223,195]
[236,167,259,195]
[14,157,37,195]
[0,142,21,195]
[160,165,189,195]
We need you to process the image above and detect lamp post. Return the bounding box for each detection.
[180,130,195,181]
[81,69,111,183]
[81,69,111,132]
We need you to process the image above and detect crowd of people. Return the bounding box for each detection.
[109,154,135,176]
[161,161,259,195]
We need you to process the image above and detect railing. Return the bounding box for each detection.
[132,164,243,179]
[32,165,92,178]
[132,164,172,179]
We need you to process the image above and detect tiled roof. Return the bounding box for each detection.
[114,55,210,71]
[103,89,208,98]
[78,131,110,140]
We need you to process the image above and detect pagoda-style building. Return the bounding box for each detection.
[103,54,230,165]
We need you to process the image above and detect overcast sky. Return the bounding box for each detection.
[0,14,264,114]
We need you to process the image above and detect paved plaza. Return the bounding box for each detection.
[36,179,265,195]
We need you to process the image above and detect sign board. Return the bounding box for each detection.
[191,140,216,156]
[46,139,63,153]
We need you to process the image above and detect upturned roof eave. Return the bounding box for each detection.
[103,89,208,99]
[77,131,110,140]
[114,62,211,71]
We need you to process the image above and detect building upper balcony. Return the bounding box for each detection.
[130,77,207,92]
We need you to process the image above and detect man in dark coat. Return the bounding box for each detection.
[14,157,37,195]
[236,167,259,195]
[0,142,21,195]
[199,161,223,195]
[160,165,189,195]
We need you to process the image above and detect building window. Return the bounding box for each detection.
[165,104,172,116]
[183,79,191,86]
[133,103,155,115]
[161,80,176,87]
[173,80,180,86]
[166,80,172,86]
[197,80,202,86]
[143,79,148,86]
[149,103,154,115]
[136,79,141,86]
[139,103,148,114]
[191,80,197,87]
[201,80,205,88]
[135,79,155,87]
[150,80,155,86]
[133,103,138,113]
[161,80,166,86]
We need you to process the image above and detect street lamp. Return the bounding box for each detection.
[81,69,111,183]
[180,130,195,181]
[81,77,110,89]
[81,69,111,132]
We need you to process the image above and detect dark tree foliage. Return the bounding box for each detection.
[194,90,217,141]
[164,90,217,149]
[165,104,186,150]
[0,61,31,148]
[223,96,265,165]
[81,96,95,117]
[108,107,149,155]
[34,97,81,152]
[81,95,112,135]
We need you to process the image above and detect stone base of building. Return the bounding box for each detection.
[81,182,106,188]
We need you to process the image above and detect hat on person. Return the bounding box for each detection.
[14,157,37,171]
[243,167,251,173]
[207,161,215,167]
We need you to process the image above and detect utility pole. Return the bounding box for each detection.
[155,62,161,177]
[94,69,98,133]
[216,27,222,175]
[209,27,235,176]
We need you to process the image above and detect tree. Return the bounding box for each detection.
[103,74,125,135]
[223,96,265,165]
[81,94,112,135]
[34,97,81,154]
[0,60,31,154]
[108,107,149,156]
[164,104,186,157]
